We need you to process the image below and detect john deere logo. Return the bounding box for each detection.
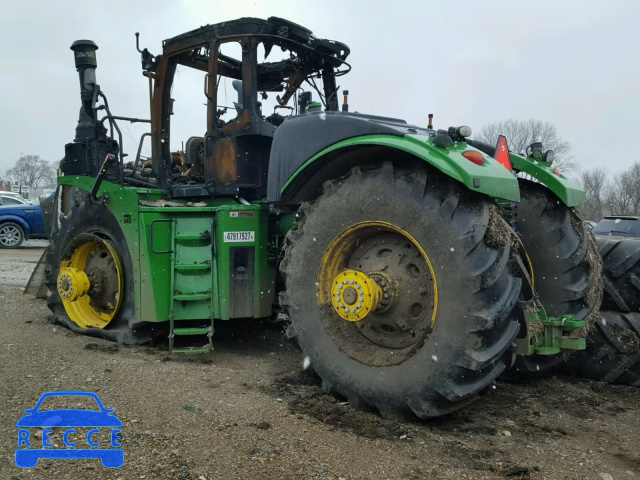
[15,391,123,468]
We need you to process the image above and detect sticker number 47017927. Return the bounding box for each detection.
[223,231,255,243]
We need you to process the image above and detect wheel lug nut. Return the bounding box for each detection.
[356,303,362,308]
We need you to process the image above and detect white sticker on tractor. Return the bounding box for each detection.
[230,211,254,218]
[223,231,255,243]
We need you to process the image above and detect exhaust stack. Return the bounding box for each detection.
[70,40,99,141]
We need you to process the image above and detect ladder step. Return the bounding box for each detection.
[173,293,211,301]
[174,264,211,271]
[173,327,211,336]
[171,347,211,355]
[175,234,211,241]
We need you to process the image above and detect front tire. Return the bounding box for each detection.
[281,163,523,418]
[0,221,24,248]
[46,196,148,344]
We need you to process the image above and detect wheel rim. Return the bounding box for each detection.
[316,221,438,366]
[0,224,22,247]
[57,234,123,329]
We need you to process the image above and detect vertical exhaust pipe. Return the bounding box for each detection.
[70,40,99,141]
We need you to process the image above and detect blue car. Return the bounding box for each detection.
[15,391,123,468]
[0,194,48,248]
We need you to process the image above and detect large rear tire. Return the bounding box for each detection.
[509,180,602,374]
[562,311,640,386]
[597,235,640,312]
[281,163,523,418]
[46,196,150,344]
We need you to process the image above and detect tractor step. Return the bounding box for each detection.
[167,217,215,355]
[175,234,211,241]
[173,327,211,336]
[171,347,211,355]
[173,293,212,301]
[174,264,211,271]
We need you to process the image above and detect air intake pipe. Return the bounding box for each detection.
[70,40,99,142]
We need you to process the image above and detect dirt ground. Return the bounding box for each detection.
[1,247,639,480]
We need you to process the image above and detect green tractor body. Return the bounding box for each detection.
[45,17,601,416]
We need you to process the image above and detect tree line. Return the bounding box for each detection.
[477,119,637,222]
[1,155,57,188]
[579,164,640,221]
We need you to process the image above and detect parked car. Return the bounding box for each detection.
[0,191,33,205]
[0,195,48,248]
[592,216,640,237]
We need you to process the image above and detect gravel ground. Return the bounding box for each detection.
[0,241,48,288]
[0,248,639,479]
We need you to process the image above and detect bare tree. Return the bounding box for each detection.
[6,155,56,187]
[579,167,607,221]
[603,161,640,216]
[627,162,640,214]
[476,119,575,173]
[605,173,633,215]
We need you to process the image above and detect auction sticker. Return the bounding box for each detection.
[223,231,255,242]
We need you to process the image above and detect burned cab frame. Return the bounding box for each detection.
[142,17,350,199]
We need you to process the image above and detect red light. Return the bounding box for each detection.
[463,151,485,165]
[494,135,513,172]
[553,168,562,176]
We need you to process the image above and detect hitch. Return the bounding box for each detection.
[515,301,586,356]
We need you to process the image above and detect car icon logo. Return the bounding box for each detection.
[15,391,123,468]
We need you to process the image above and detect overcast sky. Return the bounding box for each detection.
[1,0,638,177]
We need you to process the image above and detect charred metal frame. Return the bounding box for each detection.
[141,17,350,196]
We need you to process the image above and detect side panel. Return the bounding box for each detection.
[137,211,174,322]
[215,205,275,320]
[275,135,521,202]
[510,153,586,207]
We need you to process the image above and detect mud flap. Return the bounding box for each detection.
[23,248,50,299]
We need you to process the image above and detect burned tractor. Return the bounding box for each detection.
[46,17,602,418]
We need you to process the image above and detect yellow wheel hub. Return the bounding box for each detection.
[57,236,123,329]
[316,220,439,365]
[331,270,382,322]
[57,267,90,301]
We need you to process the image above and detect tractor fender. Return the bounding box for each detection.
[274,134,520,203]
[509,153,585,207]
[0,214,32,237]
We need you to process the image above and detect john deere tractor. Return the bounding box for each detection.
[44,17,602,418]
